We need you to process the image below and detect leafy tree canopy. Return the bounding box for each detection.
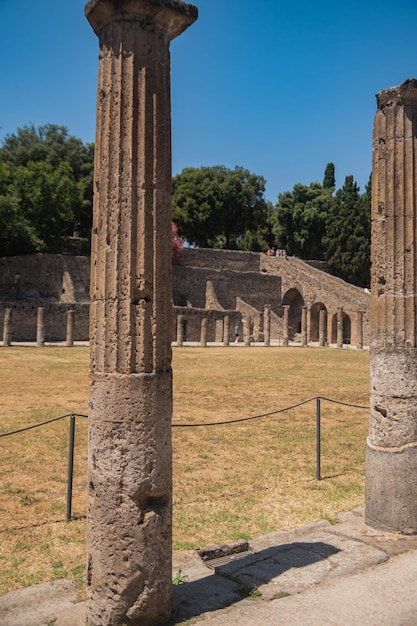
[0,124,94,255]
[273,165,371,286]
[323,174,371,286]
[172,165,271,251]
[274,181,332,260]
[323,162,336,189]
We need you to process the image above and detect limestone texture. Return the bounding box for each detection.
[85,1,197,624]
[366,78,417,534]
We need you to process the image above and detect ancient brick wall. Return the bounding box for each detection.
[0,249,370,345]
[0,254,90,303]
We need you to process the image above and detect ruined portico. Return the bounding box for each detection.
[85,1,197,624]
[366,78,417,534]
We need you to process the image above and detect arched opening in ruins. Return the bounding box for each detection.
[282,288,304,338]
[310,302,327,342]
[331,311,352,344]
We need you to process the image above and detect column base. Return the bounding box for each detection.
[365,438,417,534]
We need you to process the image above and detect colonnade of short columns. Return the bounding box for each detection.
[2,305,365,349]
[2,307,77,347]
[174,305,365,349]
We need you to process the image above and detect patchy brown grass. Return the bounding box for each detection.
[0,345,369,594]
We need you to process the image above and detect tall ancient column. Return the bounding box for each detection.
[365,78,417,534]
[84,2,197,625]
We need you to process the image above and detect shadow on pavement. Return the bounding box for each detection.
[171,541,341,623]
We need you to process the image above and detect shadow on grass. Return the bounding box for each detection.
[0,514,86,533]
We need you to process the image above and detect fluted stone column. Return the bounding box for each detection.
[264,304,271,347]
[36,307,45,347]
[336,307,343,348]
[356,310,363,350]
[319,309,326,347]
[66,310,75,347]
[366,78,417,534]
[200,317,207,347]
[301,306,307,347]
[3,308,12,347]
[223,315,230,347]
[85,2,197,625]
[282,305,290,346]
[176,314,184,347]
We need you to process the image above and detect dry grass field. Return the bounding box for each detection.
[0,345,369,595]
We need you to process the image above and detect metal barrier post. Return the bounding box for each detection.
[66,415,76,522]
[316,397,321,480]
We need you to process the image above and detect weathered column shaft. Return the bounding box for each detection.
[244,317,251,346]
[85,1,197,625]
[176,314,184,347]
[264,304,271,347]
[282,305,289,346]
[366,78,417,534]
[301,306,307,347]
[319,309,326,347]
[223,315,230,346]
[36,307,45,347]
[336,307,343,348]
[66,310,75,347]
[356,311,363,350]
[306,307,311,343]
[327,312,333,346]
[3,308,12,347]
[200,317,207,347]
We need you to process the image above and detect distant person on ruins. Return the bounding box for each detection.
[234,324,240,343]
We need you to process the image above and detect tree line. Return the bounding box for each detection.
[0,124,370,287]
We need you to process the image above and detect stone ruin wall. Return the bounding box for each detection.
[0,249,370,345]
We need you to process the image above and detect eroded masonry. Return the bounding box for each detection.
[366,78,417,534]
[84,1,197,625]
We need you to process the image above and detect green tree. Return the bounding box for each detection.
[172,165,269,250]
[0,124,94,239]
[274,182,331,259]
[0,161,43,254]
[323,175,370,286]
[323,162,336,189]
[10,160,80,240]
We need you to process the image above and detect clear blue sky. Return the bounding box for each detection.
[1,0,417,202]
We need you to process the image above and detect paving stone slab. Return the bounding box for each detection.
[0,578,80,626]
[214,529,387,600]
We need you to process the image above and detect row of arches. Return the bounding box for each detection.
[281,288,353,345]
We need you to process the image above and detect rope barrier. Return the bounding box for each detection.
[171,397,316,427]
[0,397,369,436]
[319,396,369,410]
[0,398,369,520]
[0,413,88,438]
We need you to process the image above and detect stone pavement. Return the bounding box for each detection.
[1,507,417,625]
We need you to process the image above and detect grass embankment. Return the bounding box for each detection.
[0,345,369,594]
